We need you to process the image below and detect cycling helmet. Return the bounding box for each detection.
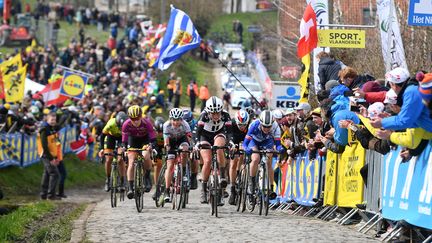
[127,105,142,119]
[234,109,249,126]
[182,109,193,123]
[272,109,284,120]
[154,116,165,132]
[244,107,254,116]
[259,110,273,127]
[169,108,184,120]
[115,111,128,127]
[205,96,223,113]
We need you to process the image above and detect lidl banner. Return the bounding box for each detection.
[317,29,366,48]
[381,142,432,230]
[324,151,338,206]
[60,71,89,100]
[337,142,365,207]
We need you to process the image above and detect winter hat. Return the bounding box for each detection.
[416,71,425,82]
[419,73,432,104]
[311,108,321,117]
[385,67,410,84]
[384,89,397,105]
[325,80,340,91]
[367,102,384,118]
[361,81,386,92]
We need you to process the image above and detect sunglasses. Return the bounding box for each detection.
[171,118,182,121]
[262,125,272,129]
[131,117,141,121]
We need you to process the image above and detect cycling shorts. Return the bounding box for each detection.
[199,132,226,146]
[104,135,122,151]
[167,136,190,160]
[246,139,274,152]
[127,136,149,150]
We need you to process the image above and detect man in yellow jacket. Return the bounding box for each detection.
[37,111,62,200]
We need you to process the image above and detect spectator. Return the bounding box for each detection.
[317,52,342,90]
[173,78,182,108]
[199,82,210,112]
[38,111,61,200]
[339,67,371,92]
[371,67,432,132]
[187,79,198,112]
[167,72,176,104]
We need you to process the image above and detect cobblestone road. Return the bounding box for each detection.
[84,187,378,242]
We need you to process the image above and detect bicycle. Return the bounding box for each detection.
[228,148,245,212]
[199,144,230,217]
[248,150,278,216]
[168,149,192,210]
[128,147,151,213]
[105,150,125,208]
[155,159,167,208]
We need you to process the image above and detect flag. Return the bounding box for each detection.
[4,64,27,103]
[0,53,23,79]
[153,5,201,70]
[376,0,407,71]
[70,139,87,160]
[297,3,318,58]
[298,55,311,103]
[34,77,68,105]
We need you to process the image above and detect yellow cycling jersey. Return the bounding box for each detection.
[102,118,122,137]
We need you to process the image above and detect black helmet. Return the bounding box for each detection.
[115,111,128,127]
[154,116,165,132]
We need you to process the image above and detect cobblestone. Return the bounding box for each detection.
[84,188,378,242]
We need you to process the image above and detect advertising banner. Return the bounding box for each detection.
[324,150,338,206]
[270,82,300,109]
[337,142,365,207]
[317,29,366,48]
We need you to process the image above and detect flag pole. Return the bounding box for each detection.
[217,57,264,109]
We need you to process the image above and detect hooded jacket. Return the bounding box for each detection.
[318,57,341,90]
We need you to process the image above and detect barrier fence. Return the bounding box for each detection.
[270,139,432,234]
[0,125,98,168]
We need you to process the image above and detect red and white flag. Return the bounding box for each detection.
[70,139,87,160]
[33,78,68,105]
[297,3,318,58]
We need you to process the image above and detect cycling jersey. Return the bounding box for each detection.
[243,120,282,153]
[122,118,156,148]
[102,118,121,137]
[195,110,232,144]
[163,120,192,143]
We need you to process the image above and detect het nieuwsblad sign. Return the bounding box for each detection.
[317,29,365,48]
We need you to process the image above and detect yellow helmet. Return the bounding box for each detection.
[127,105,142,119]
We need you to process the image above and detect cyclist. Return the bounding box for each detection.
[228,109,250,205]
[182,109,198,189]
[243,110,282,200]
[163,108,192,202]
[122,105,156,199]
[195,96,233,205]
[152,116,165,200]
[99,111,128,192]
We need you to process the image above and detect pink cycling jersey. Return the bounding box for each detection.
[122,118,156,144]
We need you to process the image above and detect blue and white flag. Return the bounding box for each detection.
[153,6,201,70]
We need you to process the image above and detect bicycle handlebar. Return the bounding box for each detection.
[250,150,280,155]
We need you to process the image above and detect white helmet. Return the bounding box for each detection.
[385,67,410,84]
[272,109,284,119]
[169,108,184,120]
[205,96,223,113]
[259,110,273,127]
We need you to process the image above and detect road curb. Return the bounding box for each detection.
[70,203,97,243]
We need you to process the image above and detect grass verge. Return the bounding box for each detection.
[0,154,105,200]
[31,204,87,243]
[208,11,278,50]
[0,201,56,242]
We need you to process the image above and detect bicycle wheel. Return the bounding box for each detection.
[155,162,167,208]
[241,164,248,213]
[209,171,216,216]
[176,164,184,211]
[258,165,265,215]
[246,170,256,213]
[236,166,244,212]
[263,165,270,216]
[110,164,118,208]
[213,172,220,217]
[134,162,144,213]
